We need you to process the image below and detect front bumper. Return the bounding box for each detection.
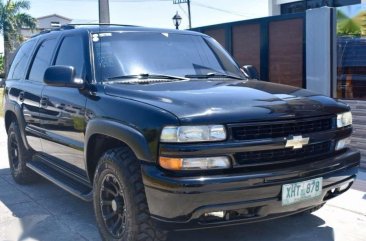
[142,148,360,230]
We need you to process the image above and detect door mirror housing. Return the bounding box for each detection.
[241,65,259,80]
[44,66,84,88]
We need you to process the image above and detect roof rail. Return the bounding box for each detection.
[66,23,139,28]
[31,25,75,38]
[30,23,140,38]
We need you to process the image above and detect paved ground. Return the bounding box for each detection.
[0,118,365,241]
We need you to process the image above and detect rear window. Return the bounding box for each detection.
[8,39,36,80]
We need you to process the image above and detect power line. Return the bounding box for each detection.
[191,2,253,18]
[55,0,254,19]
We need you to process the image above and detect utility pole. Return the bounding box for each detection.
[173,0,192,29]
[99,0,110,24]
[187,0,192,29]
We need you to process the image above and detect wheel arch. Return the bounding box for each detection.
[4,103,31,150]
[85,119,154,183]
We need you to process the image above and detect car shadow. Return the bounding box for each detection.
[0,168,335,241]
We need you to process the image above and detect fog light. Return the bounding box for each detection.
[339,183,350,192]
[336,138,351,151]
[205,211,225,218]
[159,156,231,171]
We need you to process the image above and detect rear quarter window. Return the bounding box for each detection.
[7,39,36,80]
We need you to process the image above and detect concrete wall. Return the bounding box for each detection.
[342,100,366,168]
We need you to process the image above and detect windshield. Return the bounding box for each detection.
[92,31,244,81]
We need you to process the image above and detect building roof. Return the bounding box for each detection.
[37,14,72,21]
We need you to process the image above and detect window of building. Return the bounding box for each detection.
[333,0,360,7]
[55,35,86,78]
[51,21,61,28]
[337,38,366,99]
[307,0,329,9]
[28,38,57,82]
[281,1,306,14]
[281,0,360,14]
[8,39,36,80]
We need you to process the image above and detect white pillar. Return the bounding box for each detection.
[306,7,336,97]
[268,0,281,16]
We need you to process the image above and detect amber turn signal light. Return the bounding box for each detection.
[159,157,183,171]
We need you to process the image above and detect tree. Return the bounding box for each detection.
[0,0,36,74]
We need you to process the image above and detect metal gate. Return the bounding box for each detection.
[192,13,306,88]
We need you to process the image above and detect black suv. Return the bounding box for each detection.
[3,25,360,241]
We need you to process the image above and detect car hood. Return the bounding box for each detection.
[104,79,349,124]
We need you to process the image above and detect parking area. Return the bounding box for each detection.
[0,118,366,241]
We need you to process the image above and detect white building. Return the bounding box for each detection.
[268,0,364,16]
[21,14,72,40]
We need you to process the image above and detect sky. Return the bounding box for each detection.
[337,3,366,18]
[27,0,269,29]
[0,0,269,54]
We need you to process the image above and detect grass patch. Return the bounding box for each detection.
[0,88,3,117]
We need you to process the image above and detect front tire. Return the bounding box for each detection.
[93,147,167,241]
[7,122,37,184]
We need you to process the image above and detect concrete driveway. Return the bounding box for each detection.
[0,118,366,241]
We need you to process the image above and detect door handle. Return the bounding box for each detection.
[40,96,49,108]
[19,92,25,102]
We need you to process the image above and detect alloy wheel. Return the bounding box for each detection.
[99,173,127,239]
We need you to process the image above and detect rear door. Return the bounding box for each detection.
[6,38,57,152]
[39,32,90,176]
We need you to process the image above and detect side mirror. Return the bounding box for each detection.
[241,65,259,80]
[44,66,84,88]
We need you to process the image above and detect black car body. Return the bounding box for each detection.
[3,25,360,239]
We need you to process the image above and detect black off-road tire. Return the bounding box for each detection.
[93,147,168,241]
[7,122,38,184]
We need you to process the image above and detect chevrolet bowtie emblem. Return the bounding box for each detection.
[285,135,310,149]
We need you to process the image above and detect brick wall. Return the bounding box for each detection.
[342,99,366,168]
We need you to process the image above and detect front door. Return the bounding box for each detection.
[39,34,89,176]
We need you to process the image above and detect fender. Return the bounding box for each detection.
[5,99,31,151]
[85,118,154,175]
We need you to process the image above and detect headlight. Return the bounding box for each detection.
[159,156,231,171]
[337,112,352,128]
[160,125,226,143]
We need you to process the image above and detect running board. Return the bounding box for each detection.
[27,161,93,202]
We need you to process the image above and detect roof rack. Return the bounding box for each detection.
[31,25,75,38]
[31,23,139,38]
[67,23,139,27]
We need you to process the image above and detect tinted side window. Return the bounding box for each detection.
[28,38,57,82]
[55,35,85,78]
[8,40,36,79]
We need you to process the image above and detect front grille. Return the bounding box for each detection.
[231,117,333,140]
[235,141,332,167]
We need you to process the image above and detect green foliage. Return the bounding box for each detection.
[337,9,366,37]
[0,0,36,50]
[0,54,4,73]
[0,88,3,117]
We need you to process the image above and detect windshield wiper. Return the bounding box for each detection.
[185,72,244,80]
[105,73,189,83]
